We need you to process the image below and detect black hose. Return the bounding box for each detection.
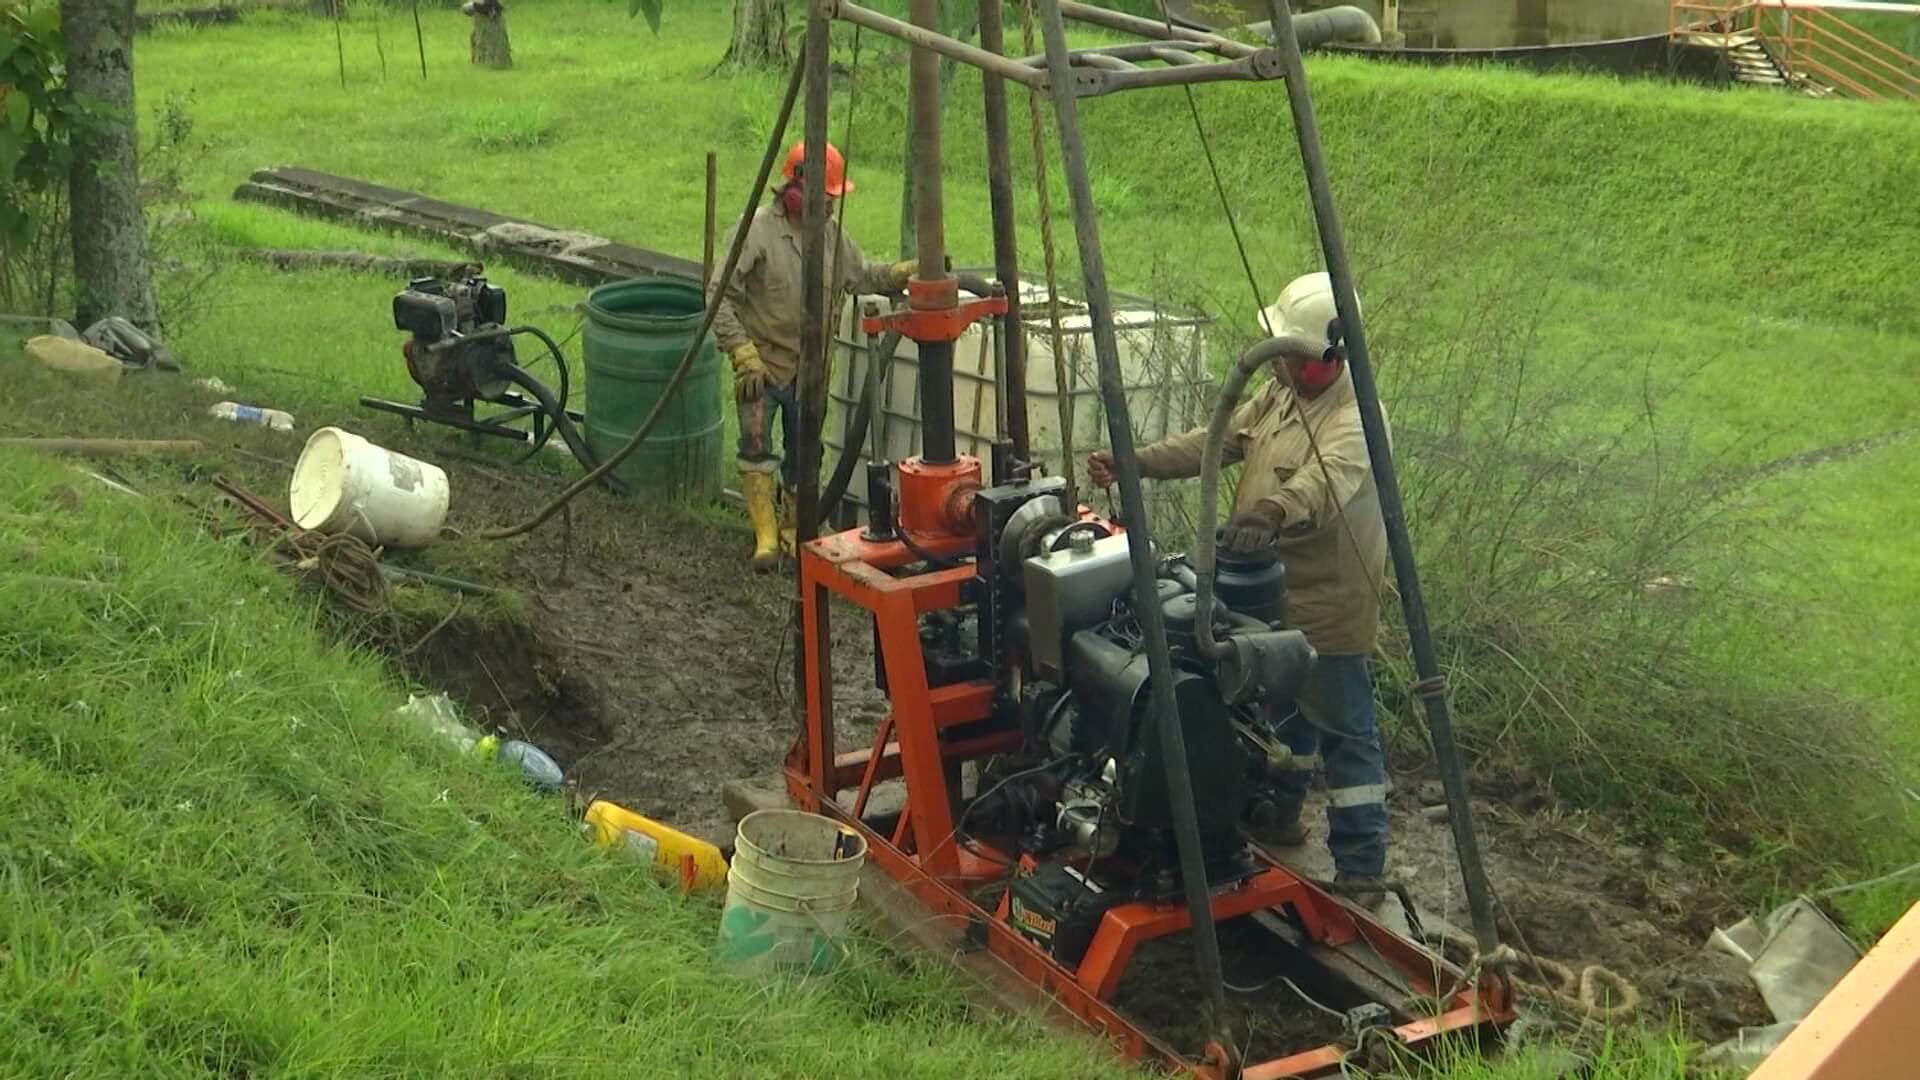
[509,324,569,462]
[499,364,617,493]
[899,526,964,570]
[819,326,902,521]
[481,44,808,540]
[1192,334,1322,660]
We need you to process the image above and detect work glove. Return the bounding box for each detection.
[889,259,918,289]
[731,342,769,403]
[1086,449,1117,488]
[1217,506,1287,553]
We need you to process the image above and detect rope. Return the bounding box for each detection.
[1431,929,1641,1023]
[268,527,388,614]
[1022,0,1078,509]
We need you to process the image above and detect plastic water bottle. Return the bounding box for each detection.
[208,400,295,431]
[476,735,565,793]
[496,739,565,793]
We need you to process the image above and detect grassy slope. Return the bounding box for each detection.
[137,1,1920,900]
[0,437,1118,1079]
[0,6,1907,1076]
[0,363,1703,1078]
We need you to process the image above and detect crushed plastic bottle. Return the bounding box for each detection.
[208,400,295,431]
[395,692,484,754]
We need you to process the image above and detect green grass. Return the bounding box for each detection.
[0,444,1117,1079]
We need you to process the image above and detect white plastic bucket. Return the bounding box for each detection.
[716,809,867,979]
[290,427,449,548]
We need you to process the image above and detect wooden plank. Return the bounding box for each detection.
[232,166,703,286]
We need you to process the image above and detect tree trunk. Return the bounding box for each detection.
[463,0,512,69]
[720,0,789,69]
[61,0,156,330]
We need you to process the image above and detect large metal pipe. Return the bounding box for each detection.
[1246,5,1384,47]
[1265,0,1500,954]
[978,0,1030,462]
[796,3,833,545]
[1038,0,1232,1052]
[909,0,948,281]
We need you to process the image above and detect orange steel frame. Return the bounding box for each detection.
[783,516,1512,1078]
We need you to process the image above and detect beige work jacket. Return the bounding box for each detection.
[1135,368,1390,656]
[706,206,897,388]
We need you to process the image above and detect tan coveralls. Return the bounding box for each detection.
[707,206,897,479]
[1134,366,1389,655]
[1135,365,1394,875]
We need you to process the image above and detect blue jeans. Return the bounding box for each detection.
[736,380,798,490]
[1267,654,1389,878]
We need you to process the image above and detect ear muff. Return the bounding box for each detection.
[1323,317,1347,362]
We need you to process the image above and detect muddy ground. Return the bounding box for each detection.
[379,441,1770,1058]
[0,367,1771,1063]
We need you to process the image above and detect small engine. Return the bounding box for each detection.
[378,272,606,479]
[393,273,517,405]
[958,479,1317,962]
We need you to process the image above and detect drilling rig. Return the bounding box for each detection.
[767,2,1513,1075]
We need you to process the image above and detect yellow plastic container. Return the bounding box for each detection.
[583,800,728,891]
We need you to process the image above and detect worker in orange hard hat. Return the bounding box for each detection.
[708,140,915,571]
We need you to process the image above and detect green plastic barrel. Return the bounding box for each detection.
[582,279,724,501]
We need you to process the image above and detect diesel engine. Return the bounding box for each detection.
[950,477,1317,962]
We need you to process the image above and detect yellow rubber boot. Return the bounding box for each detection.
[742,472,780,572]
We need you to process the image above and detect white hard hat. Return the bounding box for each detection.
[1259,272,1359,356]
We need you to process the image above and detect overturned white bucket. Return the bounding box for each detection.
[290,427,449,548]
[717,809,867,979]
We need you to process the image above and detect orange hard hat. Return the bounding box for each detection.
[782,141,854,197]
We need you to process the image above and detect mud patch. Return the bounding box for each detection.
[1113,918,1352,1065]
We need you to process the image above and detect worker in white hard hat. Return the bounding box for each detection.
[1086,271,1392,887]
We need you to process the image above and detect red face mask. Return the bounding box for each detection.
[1296,356,1341,392]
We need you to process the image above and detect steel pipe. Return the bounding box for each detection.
[978,0,1030,460]
[1016,41,1218,66]
[1245,5,1385,47]
[1073,51,1285,97]
[830,1,1048,88]
[1056,0,1259,58]
[1038,0,1233,1051]
[1266,0,1500,955]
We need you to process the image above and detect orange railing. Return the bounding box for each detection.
[1671,0,1920,101]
